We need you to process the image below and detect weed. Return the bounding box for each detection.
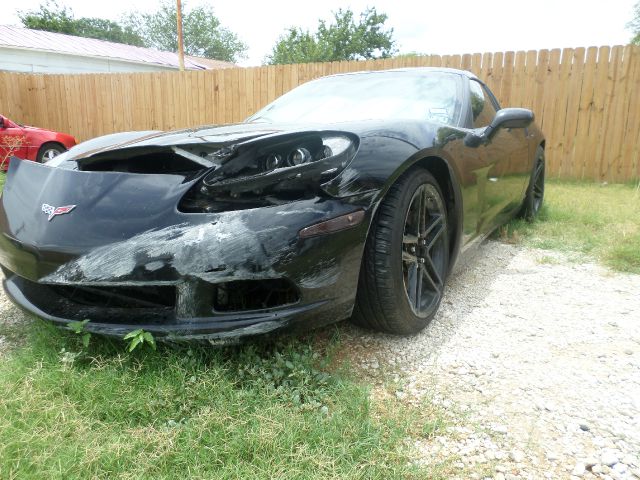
[67,318,91,347]
[123,328,157,352]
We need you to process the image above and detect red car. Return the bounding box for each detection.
[0,114,76,170]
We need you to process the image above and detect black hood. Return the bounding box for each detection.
[59,118,440,164]
[64,123,288,161]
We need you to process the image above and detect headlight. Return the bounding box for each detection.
[179,132,359,213]
[201,132,357,191]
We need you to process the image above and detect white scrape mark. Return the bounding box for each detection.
[41,215,283,283]
[144,261,164,272]
[276,208,326,216]
[299,263,341,288]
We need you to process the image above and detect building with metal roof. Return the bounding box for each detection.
[0,25,236,73]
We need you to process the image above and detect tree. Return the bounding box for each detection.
[629,1,640,45]
[122,1,247,62]
[19,1,145,46]
[19,1,75,35]
[267,7,397,65]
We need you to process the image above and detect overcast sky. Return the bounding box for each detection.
[4,0,638,65]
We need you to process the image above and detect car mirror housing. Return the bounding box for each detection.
[465,108,534,148]
[490,108,534,130]
[0,116,5,128]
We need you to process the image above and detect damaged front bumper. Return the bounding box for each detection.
[3,274,333,344]
[0,160,372,342]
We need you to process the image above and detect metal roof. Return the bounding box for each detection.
[0,25,236,70]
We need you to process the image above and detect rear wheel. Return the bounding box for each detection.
[519,146,545,221]
[352,169,449,334]
[37,143,65,163]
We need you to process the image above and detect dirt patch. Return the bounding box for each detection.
[341,240,640,479]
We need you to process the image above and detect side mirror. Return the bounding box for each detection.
[490,108,534,130]
[0,116,5,128]
[464,108,534,148]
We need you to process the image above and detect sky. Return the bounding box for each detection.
[4,0,638,66]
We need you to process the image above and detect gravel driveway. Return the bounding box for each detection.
[1,241,638,479]
[342,241,640,480]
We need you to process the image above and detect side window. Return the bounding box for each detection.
[469,80,497,128]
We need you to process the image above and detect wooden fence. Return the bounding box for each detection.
[1,45,639,182]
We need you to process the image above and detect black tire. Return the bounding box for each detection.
[352,169,449,334]
[36,143,65,163]
[519,146,545,221]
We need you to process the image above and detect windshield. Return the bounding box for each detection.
[247,71,464,126]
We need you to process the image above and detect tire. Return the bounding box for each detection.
[36,143,65,163]
[352,169,449,334]
[519,146,545,221]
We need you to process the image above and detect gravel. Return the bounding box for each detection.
[341,240,640,479]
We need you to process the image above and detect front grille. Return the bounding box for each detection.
[12,275,176,324]
[49,284,176,309]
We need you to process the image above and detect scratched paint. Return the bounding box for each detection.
[41,215,288,284]
[298,261,341,289]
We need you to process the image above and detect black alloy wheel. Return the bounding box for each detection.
[531,158,545,214]
[353,169,449,334]
[401,183,447,318]
[520,145,545,221]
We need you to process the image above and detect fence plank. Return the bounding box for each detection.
[574,47,598,179]
[596,46,623,180]
[560,47,585,178]
[621,46,640,180]
[609,46,635,181]
[1,47,638,181]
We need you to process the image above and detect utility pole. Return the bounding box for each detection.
[176,0,185,71]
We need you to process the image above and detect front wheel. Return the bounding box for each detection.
[352,169,449,334]
[36,143,65,163]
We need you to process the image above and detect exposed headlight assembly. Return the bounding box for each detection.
[179,132,358,213]
[200,132,357,195]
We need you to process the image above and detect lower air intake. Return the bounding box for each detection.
[213,279,299,312]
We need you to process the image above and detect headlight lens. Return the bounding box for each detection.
[289,148,312,166]
[263,153,282,170]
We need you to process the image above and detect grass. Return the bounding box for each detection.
[499,180,640,273]
[0,172,637,478]
[0,320,451,479]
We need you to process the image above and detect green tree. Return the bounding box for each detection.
[267,7,397,65]
[19,1,75,35]
[123,1,247,62]
[19,1,145,46]
[629,1,640,45]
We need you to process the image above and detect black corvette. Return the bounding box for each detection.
[0,68,545,343]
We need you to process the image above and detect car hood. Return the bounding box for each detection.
[21,125,54,134]
[62,118,442,162]
[65,123,296,161]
